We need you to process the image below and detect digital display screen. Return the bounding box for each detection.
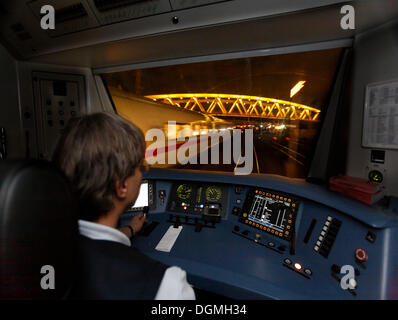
[242,189,298,240]
[132,182,148,208]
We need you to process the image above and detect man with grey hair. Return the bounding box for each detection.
[53,112,195,300]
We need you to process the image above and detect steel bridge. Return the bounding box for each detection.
[146,93,321,121]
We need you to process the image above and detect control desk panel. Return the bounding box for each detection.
[119,168,398,300]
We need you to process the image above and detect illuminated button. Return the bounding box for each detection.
[256,224,259,227]
[287,225,291,229]
[267,228,270,232]
[271,230,275,234]
[316,241,321,246]
[314,245,319,251]
[245,219,248,223]
[294,263,302,271]
[243,213,247,217]
[249,221,252,225]
[284,258,292,265]
[268,242,275,247]
[285,231,289,235]
[327,216,332,221]
[325,221,331,226]
[319,236,324,241]
[355,248,368,262]
[276,195,279,199]
[272,194,275,198]
[288,199,291,202]
[288,220,292,223]
[289,214,292,218]
[320,231,326,236]
[255,234,261,242]
[292,203,295,207]
[260,225,263,229]
[279,233,283,237]
[304,269,312,276]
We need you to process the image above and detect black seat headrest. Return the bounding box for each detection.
[0,160,78,299]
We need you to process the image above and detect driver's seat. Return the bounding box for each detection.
[0,160,78,299]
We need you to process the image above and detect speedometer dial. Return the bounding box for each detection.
[205,186,222,202]
[176,184,193,200]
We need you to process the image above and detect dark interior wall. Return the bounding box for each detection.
[346,20,398,197]
[0,43,23,159]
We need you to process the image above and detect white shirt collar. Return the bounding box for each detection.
[78,219,131,247]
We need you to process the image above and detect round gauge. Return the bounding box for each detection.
[205,186,222,202]
[176,184,193,200]
[368,170,383,183]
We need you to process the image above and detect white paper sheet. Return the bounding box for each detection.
[363,80,398,149]
[155,225,183,252]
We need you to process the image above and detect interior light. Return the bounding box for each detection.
[294,263,302,270]
[290,81,306,98]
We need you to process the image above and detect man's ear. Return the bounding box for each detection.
[115,178,128,199]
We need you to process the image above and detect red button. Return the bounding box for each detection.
[355,248,368,262]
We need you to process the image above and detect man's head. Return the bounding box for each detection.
[52,112,146,222]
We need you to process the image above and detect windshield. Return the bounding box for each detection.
[102,48,342,178]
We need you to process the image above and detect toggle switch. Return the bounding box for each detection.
[255,234,261,242]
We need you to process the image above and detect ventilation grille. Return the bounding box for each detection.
[94,0,147,12]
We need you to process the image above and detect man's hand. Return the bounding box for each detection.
[119,214,146,238]
[129,213,146,236]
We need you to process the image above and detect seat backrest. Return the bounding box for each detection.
[0,160,78,299]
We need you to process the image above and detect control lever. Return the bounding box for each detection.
[174,216,181,228]
[141,206,150,228]
[159,190,166,206]
[194,217,202,232]
[195,221,202,232]
[137,206,159,236]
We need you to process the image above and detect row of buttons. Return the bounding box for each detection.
[254,190,294,205]
[47,110,76,117]
[233,226,286,252]
[244,219,287,237]
[46,99,76,107]
[284,258,312,276]
[314,216,341,258]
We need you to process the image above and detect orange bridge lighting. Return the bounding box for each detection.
[145,93,321,121]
